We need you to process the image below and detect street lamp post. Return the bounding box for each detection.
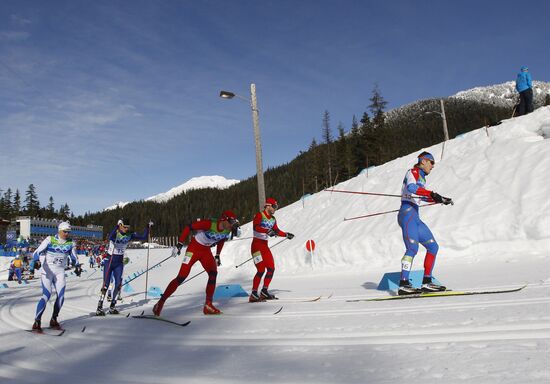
[220,84,266,210]
[424,99,450,160]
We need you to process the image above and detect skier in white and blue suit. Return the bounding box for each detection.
[96,218,151,315]
[397,152,453,296]
[31,221,81,332]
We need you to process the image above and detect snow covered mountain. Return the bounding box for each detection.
[104,175,239,210]
[144,175,239,203]
[452,80,550,107]
[386,81,550,122]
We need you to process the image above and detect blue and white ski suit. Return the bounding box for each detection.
[33,235,79,320]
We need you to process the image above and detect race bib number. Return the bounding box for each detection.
[253,252,263,265]
[53,256,65,266]
[182,252,193,265]
[108,242,125,255]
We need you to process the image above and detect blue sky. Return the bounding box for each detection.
[1,0,549,215]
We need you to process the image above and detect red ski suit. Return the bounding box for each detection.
[162,219,228,303]
[251,210,287,291]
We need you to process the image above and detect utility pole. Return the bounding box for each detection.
[250,84,266,210]
[440,99,449,160]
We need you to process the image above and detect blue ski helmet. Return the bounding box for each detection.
[417,151,435,164]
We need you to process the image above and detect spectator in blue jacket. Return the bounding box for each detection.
[515,66,533,116]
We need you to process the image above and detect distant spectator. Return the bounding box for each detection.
[515,66,533,116]
[11,256,23,284]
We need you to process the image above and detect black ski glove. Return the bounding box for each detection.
[286,233,295,240]
[215,254,221,266]
[267,229,278,237]
[176,242,184,255]
[34,260,41,270]
[74,264,82,277]
[430,191,454,205]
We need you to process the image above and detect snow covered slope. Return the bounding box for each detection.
[1,108,550,384]
[220,106,550,274]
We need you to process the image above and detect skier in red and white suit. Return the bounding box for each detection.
[153,210,240,315]
[249,198,294,302]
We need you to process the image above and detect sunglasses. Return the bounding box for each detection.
[62,230,71,234]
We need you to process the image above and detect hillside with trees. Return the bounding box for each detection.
[3,83,549,238]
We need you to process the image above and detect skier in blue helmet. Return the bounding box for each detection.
[397,151,453,295]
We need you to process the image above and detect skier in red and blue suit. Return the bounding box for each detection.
[398,151,453,295]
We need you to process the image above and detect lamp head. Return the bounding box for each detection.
[219,91,235,99]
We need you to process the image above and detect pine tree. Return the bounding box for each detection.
[3,188,13,217]
[59,203,71,219]
[308,138,322,192]
[321,110,334,187]
[335,122,350,181]
[24,184,40,216]
[46,196,55,218]
[365,85,389,164]
[13,189,21,217]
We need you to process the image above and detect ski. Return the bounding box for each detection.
[26,328,66,336]
[273,306,283,314]
[346,285,527,302]
[132,314,191,327]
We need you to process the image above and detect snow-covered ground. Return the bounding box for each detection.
[1,107,550,384]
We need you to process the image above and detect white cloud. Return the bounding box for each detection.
[10,14,32,26]
[0,31,30,42]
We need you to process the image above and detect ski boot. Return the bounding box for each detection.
[398,280,422,296]
[260,288,278,300]
[108,304,119,315]
[421,277,446,292]
[249,290,265,303]
[153,299,165,316]
[32,319,42,333]
[49,317,62,330]
[96,301,105,316]
[203,301,222,315]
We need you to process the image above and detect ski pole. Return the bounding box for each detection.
[179,269,207,286]
[229,236,254,241]
[121,247,177,288]
[325,188,422,199]
[235,237,288,268]
[344,203,439,221]
[144,222,152,301]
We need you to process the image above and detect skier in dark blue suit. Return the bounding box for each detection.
[96,218,151,315]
